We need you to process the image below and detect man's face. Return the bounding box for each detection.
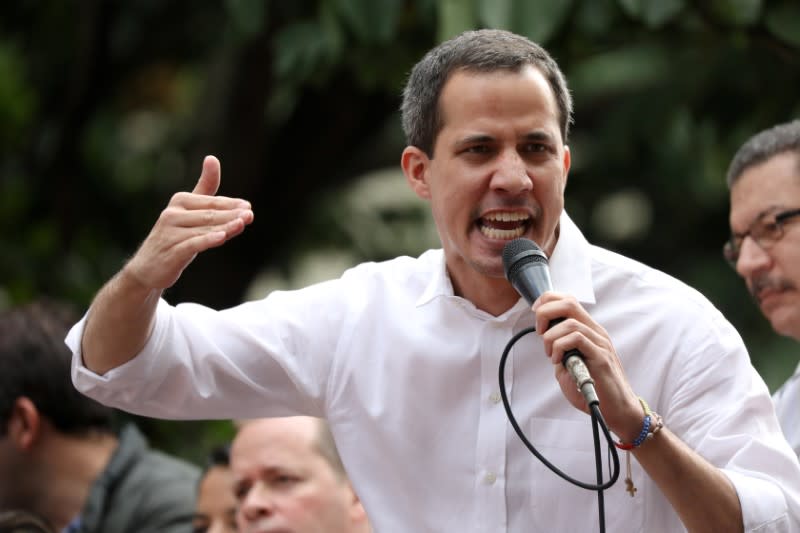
[729,151,800,339]
[402,66,570,305]
[230,419,362,533]
[193,464,238,533]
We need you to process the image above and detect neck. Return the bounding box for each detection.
[452,273,521,316]
[34,427,119,530]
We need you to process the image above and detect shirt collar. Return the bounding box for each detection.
[549,211,596,305]
[416,211,596,307]
[416,249,453,306]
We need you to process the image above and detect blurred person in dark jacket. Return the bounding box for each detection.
[724,119,800,458]
[0,300,199,533]
[193,443,237,533]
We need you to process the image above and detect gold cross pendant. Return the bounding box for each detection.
[625,477,637,497]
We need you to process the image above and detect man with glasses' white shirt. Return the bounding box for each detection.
[724,119,800,457]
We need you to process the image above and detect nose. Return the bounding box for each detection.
[490,149,532,194]
[239,482,274,524]
[735,236,772,278]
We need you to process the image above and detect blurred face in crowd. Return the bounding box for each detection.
[401,65,570,307]
[729,151,800,339]
[193,464,238,533]
[230,418,367,533]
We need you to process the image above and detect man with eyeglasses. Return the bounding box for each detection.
[724,119,800,458]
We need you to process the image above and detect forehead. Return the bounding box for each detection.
[437,66,560,135]
[730,151,800,225]
[230,419,318,472]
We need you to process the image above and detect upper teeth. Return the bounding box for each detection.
[484,212,528,222]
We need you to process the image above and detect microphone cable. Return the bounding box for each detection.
[499,325,621,533]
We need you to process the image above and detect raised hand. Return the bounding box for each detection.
[125,155,254,290]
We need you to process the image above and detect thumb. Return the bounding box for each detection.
[192,155,221,196]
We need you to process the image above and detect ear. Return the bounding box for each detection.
[401,146,432,200]
[561,145,571,191]
[8,397,42,451]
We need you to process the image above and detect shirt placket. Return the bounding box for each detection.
[474,318,513,531]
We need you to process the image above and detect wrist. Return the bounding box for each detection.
[616,397,648,444]
[615,397,663,450]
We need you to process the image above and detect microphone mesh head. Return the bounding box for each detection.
[502,238,548,281]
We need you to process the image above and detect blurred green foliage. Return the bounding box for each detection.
[2,0,799,460]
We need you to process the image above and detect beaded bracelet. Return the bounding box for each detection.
[614,397,662,450]
[616,397,664,497]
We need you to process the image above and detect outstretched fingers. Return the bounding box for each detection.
[124,156,254,290]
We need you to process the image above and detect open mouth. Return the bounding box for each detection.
[478,211,531,240]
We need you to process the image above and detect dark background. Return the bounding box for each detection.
[2,0,799,461]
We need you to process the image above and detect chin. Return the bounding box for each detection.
[767,307,800,340]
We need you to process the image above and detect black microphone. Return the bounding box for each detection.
[502,238,600,406]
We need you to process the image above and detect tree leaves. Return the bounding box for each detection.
[764,2,800,47]
[332,0,403,43]
[619,0,686,27]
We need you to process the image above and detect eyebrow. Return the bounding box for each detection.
[453,134,494,149]
[453,130,556,149]
[732,204,786,234]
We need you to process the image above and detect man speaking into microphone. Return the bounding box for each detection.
[66,29,800,532]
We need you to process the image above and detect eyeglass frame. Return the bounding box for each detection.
[723,207,800,268]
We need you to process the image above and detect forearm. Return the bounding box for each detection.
[81,266,162,375]
[633,428,743,533]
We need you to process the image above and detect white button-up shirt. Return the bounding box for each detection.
[774,361,800,458]
[69,213,800,532]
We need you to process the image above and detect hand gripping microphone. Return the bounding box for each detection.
[502,238,600,406]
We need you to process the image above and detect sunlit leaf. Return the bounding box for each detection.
[764,3,800,47]
[640,0,684,27]
[575,0,618,35]
[478,0,513,29]
[617,0,684,26]
[617,0,642,18]
[333,0,403,43]
[0,44,36,147]
[437,0,477,42]
[707,0,763,26]
[273,21,332,83]
[511,0,573,44]
[568,45,670,95]
[224,0,266,38]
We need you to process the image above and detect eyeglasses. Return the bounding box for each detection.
[723,207,800,268]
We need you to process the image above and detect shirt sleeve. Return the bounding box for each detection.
[69,283,344,420]
[665,308,800,532]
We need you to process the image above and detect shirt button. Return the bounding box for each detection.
[484,471,497,485]
[489,392,501,404]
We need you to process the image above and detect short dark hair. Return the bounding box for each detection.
[206,443,231,468]
[726,119,800,188]
[197,443,231,492]
[0,300,114,436]
[400,28,573,156]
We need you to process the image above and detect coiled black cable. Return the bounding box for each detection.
[499,325,621,533]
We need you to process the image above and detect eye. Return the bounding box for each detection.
[520,142,547,153]
[757,221,781,242]
[463,144,492,154]
[233,481,251,501]
[273,474,298,485]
